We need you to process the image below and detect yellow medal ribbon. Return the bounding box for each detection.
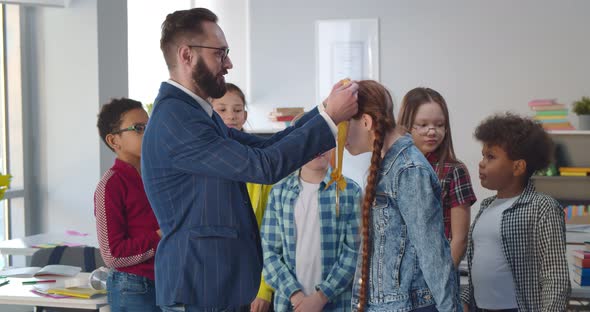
[325,79,351,217]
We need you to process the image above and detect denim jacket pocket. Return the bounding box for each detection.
[373,194,389,232]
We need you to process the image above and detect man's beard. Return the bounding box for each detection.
[192,56,227,99]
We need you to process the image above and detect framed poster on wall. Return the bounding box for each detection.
[316,19,379,105]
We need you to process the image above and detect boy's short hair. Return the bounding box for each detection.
[475,113,554,178]
[97,98,143,151]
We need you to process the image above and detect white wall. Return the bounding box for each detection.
[249,0,590,206]
[31,0,100,233]
[128,0,249,106]
[193,0,250,99]
[127,0,192,105]
[26,0,128,233]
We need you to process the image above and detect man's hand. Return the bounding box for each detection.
[290,291,305,308]
[294,290,328,312]
[324,79,359,125]
[250,297,271,312]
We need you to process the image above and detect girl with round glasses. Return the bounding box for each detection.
[398,87,477,268]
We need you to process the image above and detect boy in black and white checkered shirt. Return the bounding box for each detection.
[462,113,570,312]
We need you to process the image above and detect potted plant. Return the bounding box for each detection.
[0,173,10,200]
[573,96,590,130]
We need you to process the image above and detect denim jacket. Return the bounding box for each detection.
[351,135,460,312]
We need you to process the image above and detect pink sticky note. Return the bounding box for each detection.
[65,230,88,236]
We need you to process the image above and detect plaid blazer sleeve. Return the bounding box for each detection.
[168,107,334,185]
[537,198,571,311]
[316,187,361,300]
[261,186,302,300]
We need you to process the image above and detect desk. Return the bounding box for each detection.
[0,232,99,257]
[0,273,109,311]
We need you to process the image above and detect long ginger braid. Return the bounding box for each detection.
[355,80,396,311]
[357,117,386,312]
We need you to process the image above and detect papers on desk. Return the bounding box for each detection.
[46,287,106,299]
[32,280,106,299]
[31,242,85,248]
[0,265,81,278]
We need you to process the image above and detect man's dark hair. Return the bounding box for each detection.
[475,113,554,178]
[97,98,143,151]
[160,8,218,69]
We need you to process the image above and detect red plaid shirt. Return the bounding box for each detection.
[426,153,477,240]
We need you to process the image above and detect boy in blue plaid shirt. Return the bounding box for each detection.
[261,148,361,312]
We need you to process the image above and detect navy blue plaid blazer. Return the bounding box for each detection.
[141,82,335,309]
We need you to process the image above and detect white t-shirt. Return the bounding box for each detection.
[472,195,520,309]
[294,178,322,295]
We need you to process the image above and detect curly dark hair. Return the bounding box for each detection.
[474,113,554,178]
[97,98,143,151]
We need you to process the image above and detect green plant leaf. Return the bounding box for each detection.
[573,96,590,115]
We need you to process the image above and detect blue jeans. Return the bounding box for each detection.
[161,304,249,312]
[107,270,161,312]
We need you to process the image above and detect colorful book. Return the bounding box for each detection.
[574,250,590,259]
[273,107,305,114]
[574,257,590,268]
[534,115,569,121]
[535,110,569,116]
[561,172,588,177]
[528,99,557,107]
[542,124,575,130]
[573,272,590,286]
[537,119,569,124]
[560,167,590,173]
[269,115,296,122]
[531,104,566,111]
[574,265,590,276]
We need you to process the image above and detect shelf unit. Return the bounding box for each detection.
[533,131,590,205]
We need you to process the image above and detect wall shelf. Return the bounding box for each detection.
[548,130,590,135]
[534,131,590,204]
[532,176,590,201]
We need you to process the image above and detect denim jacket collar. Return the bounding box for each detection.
[380,134,414,175]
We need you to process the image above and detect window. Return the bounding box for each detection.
[0,4,26,268]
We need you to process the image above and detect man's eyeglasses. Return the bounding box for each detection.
[412,124,446,135]
[188,45,230,63]
[112,123,147,135]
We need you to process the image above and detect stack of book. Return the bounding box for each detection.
[559,167,590,177]
[573,247,590,286]
[528,99,575,131]
[565,205,590,221]
[268,107,305,130]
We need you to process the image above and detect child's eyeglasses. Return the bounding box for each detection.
[412,124,446,135]
[112,123,147,135]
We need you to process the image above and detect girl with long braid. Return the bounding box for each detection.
[347,80,460,312]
